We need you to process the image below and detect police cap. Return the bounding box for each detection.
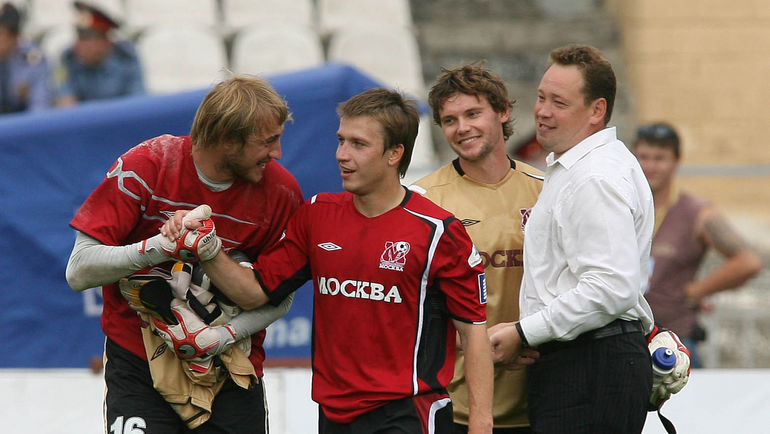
[74,1,119,34]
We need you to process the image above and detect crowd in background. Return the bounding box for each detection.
[0,1,144,114]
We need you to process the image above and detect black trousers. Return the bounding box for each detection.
[453,423,531,433]
[104,338,267,434]
[527,330,652,434]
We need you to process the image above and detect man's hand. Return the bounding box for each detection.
[157,205,222,262]
[488,322,540,370]
[152,299,237,360]
[648,326,691,408]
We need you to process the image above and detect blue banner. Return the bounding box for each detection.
[0,64,383,367]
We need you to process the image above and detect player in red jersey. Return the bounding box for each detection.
[65,75,303,433]
[162,88,495,433]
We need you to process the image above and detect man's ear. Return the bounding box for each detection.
[388,144,404,167]
[498,106,511,124]
[589,98,607,126]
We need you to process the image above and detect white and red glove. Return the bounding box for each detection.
[152,299,237,361]
[157,205,222,262]
[647,325,691,408]
[137,205,222,264]
[118,268,181,325]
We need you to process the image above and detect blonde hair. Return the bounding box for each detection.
[191,75,291,149]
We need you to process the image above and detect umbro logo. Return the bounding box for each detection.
[152,343,168,361]
[318,242,342,251]
[459,219,481,227]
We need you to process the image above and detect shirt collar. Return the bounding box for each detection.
[545,127,617,170]
[451,156,516,176]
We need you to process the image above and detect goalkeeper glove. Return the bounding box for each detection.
[137,205,222,263]
[152,299,237,361]
[154,204,223,262]
[647,325,691,408]
[118,268,177,325]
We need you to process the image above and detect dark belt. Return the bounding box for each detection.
[537,319,644,353]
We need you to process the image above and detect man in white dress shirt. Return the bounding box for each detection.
[488,44,655,433]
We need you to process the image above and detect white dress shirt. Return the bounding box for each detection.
[519,127,655,346]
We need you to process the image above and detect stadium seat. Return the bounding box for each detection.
[24,0,74,39]
[328,24,436,168]
[221,0,315,34]
[411,114,439,171]
[136,25,228,94]
[124,0,219,35]
[230,24,324,76]
[318,0,413,37]
[327,24,425,98]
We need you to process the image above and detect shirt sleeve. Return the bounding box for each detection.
[520,174,642,346]
[28,56,52,111]
[433,217,487,324]
[70,148,151,245]
[54,53,76,100]
[254,203,312,305]
[125,52,146,95]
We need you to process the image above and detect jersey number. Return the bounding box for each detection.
[110,416,146,434]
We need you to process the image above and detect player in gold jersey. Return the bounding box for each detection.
[411,63,543,433]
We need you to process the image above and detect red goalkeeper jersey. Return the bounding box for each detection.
[70,134,303,376]
[255,189,487,423]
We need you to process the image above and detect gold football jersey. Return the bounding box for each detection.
[411,158,543,427]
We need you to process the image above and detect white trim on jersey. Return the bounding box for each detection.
[524,172,545,181]
[404,207,444,396]
[428,397,451,434]
[107,157,153,201]
[407,184,427,195]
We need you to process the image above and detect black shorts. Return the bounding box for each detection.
[104,338,267,433]
[318,390,453,434]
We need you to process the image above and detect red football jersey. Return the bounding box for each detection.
[70,134,303,375]
[255,189,487,423]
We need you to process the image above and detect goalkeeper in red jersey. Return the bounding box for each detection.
[66,75,303,433]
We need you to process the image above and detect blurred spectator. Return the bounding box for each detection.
[0,2,53,113]
[633,121,762,368]
[55,1,144,106]
[511,132,548,170]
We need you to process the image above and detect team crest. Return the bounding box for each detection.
[519,208,532,232]
[379,241,410,271]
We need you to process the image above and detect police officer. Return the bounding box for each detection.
[55,1,145,106]
[0,2,52,113]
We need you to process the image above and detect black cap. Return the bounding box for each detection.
[0,3,21,34]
